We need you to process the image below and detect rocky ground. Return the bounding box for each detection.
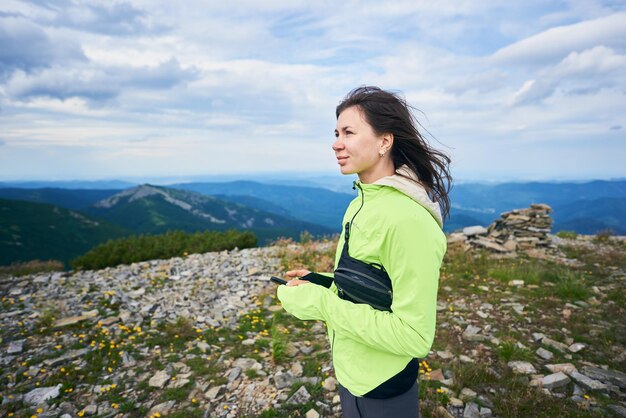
[0,234,625,417]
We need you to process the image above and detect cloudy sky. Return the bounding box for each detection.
[1,0,625,182]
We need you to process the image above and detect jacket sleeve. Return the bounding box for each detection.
[277,214,445,358]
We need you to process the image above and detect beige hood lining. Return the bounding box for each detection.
[372,165,444,228]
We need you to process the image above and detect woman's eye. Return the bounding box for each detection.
[346,131,353,135]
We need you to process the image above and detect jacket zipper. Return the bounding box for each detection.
[338,287,391,311]
[335,268,392,295]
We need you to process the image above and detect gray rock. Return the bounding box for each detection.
[7,339,25,354]
[568,371,608,391]
[462,325,485,342]
[463,402,480,418]
[122,351,137,367]
[227,367,241,382]
[437,350,454,360]
[273,371,296,389]
[232,358,261,370]
[463,226,488,237]
[196,341,211,352]
[568,343,586,353]
[532,333,546,342]
[545,363,577,374]
[305,409,320,418]
[457,387,475,402]
[205,385,226,401]
[542,372,570,389]
[473,238,510,253]
[508,361,537,375]
[542,338,568,353]
[479,407,493,418]
[290,362,303,377]
[449,397,464,408]
[149,370,171,388]
[459,355,474,363]
[607,404,626,418]
[24,384,62,405]
[323,377,337,391]
[580,366,626,388]
[43,348,89,367]
[287,385,311,404]
[168,377,190,389]
[536,347,554,361]
[53,315,91,328]
[148,401,176,416]
[83,404,98,415]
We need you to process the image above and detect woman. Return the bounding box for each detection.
[277,86,451,417]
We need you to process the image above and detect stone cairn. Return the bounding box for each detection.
[448,203,557,255]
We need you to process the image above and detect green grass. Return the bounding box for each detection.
[451,363,498,392]
[161,383,193,402]
[496,340,535,363]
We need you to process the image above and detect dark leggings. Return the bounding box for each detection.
[338,382,419,418]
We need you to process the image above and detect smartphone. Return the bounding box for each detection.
[270,276,288,285]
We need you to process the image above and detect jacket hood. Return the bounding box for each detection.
[372,165,444,229]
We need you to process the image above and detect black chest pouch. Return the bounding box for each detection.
[334,222,393,311]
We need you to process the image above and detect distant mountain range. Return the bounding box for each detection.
[0,184,335,266]
[1,178,624,266]
[173,181,355,230]
[83,184,333,242]
[0,198,128,266]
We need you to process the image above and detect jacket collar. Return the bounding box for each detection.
[357,165,443,229]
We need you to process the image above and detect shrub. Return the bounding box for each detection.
[594,228,614,243]
[556,230,577,239]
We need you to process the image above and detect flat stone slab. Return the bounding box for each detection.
[53,315,91,328]
[7,339,25,354]
[43,348,89,367]
[508,361,537,375]
[473,238,510,253]
[24,384,62,405]
[568,343,586,353]
[545,363,577,374]
[607,404,626,418]
[580,366,626,389]
[542,338,568,353]
[542,372,570,389]
[462,325,485,342]
[149,370,171,388]
[232,357,262,370]
[463,402,480,418]
[286,385,311,404]
[463,226,488,237]
[536,347,554,361]
[568,371,608,391]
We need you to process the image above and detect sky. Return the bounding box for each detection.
[1,0,625,183]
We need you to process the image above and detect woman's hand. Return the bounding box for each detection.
[285,269,311,287]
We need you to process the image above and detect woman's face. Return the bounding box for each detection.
[333,106,385,177]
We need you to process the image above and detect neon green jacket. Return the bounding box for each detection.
[277,166,447,396]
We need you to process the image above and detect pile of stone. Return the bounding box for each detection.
[448,204,556,255]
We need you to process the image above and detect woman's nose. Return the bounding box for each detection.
[332,137,344,151]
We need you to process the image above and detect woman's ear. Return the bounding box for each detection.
[382,133,394,150]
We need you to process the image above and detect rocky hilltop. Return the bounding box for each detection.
[1,226,625,417]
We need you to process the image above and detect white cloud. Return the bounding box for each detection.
[491,12,626,66]
[510,46,626,106]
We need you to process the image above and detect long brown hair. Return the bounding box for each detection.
[336,86,452,221]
